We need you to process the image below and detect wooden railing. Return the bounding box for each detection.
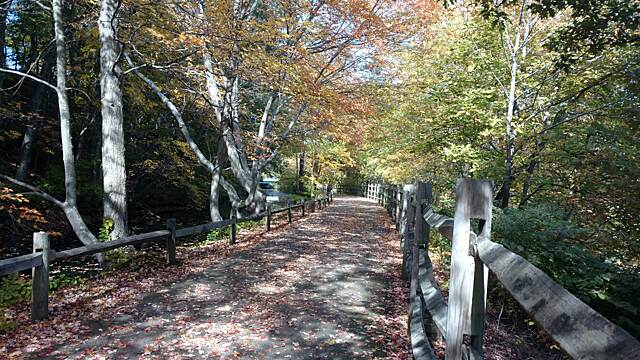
[365,179,640,360]
[0,194,333,321]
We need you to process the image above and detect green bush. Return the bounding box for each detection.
[493,205,640,337]
[205,227,231,243]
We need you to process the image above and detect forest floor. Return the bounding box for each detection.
[0,196,566,359]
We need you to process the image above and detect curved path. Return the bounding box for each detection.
[3,196,409,359]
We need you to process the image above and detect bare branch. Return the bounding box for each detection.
[0,68,60,94]
[0,174,64,207]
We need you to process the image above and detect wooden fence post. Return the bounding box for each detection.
[445,179,492,360]
[31,232,50,321]
[383,185,387,208]
[414,182,432,248]
[266,203,272,231]
[395,188,402,230]
[409,182,432,358]
[287,201,292,224]
[400,184,416,280]
[166,218,177,265]
[229,212,237,245]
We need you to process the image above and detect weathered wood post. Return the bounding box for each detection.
[469,182,492,360]
[229,212,237,245]
[384,185,388,208]
[31,232,50,321]
[395,189,402,230]
[446,179,492,360]
[302,200,306,217]
[166,218,177,265]
[390,187,394,214]
[400,184,416,280]
[409,182,432,358]
[287,201,292,224]
[266,203,272,231]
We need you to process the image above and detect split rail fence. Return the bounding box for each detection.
[0,195,333,321]
[361,180,640,360]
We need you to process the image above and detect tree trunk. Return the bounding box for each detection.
[53,0,78,205]
[16,46,56,181]
[99,0,128,240]
[0,1,10,72]
[298,151,305,193]
[519,158,537,207]
[210,169,223,221]
[501,14,522,209]
[53,0,104,264]
[16,127,35,180]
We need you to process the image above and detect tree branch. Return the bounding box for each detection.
[125,53,218,173]
[0,68,60,94]
[0,174,64,207]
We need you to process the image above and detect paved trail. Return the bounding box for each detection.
[4,196,409,359]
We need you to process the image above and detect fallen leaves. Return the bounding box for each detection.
[0,197,412,359]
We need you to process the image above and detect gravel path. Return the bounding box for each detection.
[1,196,410,359]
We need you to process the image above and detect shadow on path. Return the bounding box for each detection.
[18,197,408,359]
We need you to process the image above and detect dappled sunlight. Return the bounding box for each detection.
[1,196,410,359]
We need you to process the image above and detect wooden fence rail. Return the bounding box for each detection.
[0,195,333,321]
[365,179,640,360]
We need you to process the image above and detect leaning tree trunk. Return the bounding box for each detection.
[99,0,128,240]
[53,0,105,264]
[210,170,223,221]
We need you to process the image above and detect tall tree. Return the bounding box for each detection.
[0,0,10,70]
[127,0,414,219]
[98,0,127,240]
[0,0,105,265]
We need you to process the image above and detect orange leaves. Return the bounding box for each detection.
[0,187,47,225]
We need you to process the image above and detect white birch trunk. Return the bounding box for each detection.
[99,0,128,240]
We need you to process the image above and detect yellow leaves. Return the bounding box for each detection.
[147,27,166,41]
[177,32,205,47]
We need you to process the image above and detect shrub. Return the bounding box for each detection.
[493,205,640,337]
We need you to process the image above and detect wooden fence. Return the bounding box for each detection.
[364,179,640,360]
[0,195,333,321]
